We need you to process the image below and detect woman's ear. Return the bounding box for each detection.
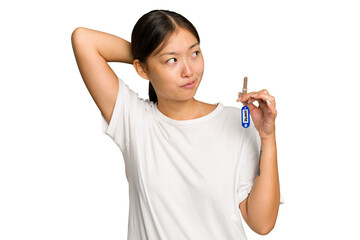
[133,59,150,80]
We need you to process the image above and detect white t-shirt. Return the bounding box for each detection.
[101,77,272,240]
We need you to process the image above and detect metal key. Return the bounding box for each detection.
[238,76,250,128]
[238,76,248,98]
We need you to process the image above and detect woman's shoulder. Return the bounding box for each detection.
[200,102,218,115]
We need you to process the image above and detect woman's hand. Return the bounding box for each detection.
[237,89,277,140]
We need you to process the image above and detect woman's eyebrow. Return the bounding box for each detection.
[189,42,200,49]
[159,42,200,57]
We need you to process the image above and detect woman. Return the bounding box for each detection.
[71,9,282,239]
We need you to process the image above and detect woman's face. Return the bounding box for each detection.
[144,28,204,103]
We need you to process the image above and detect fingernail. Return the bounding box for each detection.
[266,100,271,105]
[252,94,258,97]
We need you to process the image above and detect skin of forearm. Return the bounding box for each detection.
[72,27,133,64]
[246,134,280,234]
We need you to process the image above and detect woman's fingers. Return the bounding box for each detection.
[237,89,277,117]
[251,92,276,108]
[245,101,257,111]
[237,91,257,103]
[238,91,275,106]
[253,94,277,118]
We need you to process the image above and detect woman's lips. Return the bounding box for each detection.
[181,80,196,88]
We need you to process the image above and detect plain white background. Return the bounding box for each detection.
[1,0,359,239]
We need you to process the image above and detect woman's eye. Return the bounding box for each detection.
[167,58,177,64]
[192,51,200,57]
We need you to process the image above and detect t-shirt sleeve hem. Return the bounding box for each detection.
[237,187,285,205]
[101,81,125,152]
[280,194,285,204]
[237,186,253,205]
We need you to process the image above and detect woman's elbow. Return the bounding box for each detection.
[255,223,275,236]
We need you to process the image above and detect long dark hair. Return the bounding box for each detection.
[131,10,200,104]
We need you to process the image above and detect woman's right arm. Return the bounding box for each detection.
[71,27,133,124]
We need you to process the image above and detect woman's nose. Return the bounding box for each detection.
[181,60,193,78]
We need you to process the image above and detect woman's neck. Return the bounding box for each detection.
[156,98,210,121]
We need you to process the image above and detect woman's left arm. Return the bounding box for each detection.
[237,89,281,235]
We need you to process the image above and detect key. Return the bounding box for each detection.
[238,76,248,98]
[239,77,250,128]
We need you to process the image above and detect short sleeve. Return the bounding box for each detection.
[236,122,261,205]
[101,77,152,153]
[236,120,285,205]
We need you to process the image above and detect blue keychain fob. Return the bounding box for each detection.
[241,105,250,128]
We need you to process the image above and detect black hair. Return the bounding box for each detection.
[131,10,200,104]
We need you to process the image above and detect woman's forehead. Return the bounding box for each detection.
[153,28,199,57]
